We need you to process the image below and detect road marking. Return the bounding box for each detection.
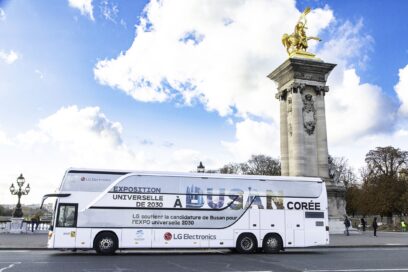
[0,250,28,253]
[0,262,21,272]
[305,269,408,272]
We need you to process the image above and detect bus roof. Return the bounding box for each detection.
[65,167,322,183]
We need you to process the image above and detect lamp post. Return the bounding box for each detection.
[197,162,205,173]
[9,174,30,218]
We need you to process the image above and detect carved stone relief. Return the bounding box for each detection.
[287,97,292,113]
[315,85,329,96]
[290,82,305,94]
[302,94,316,135]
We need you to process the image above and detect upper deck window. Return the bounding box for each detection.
[60,173,126,192]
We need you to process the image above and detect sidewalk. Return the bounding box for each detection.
[329,231,408,247]
[1,232,408,249]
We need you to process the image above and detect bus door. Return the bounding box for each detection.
[284,202,305,247]
[53,203,78,248]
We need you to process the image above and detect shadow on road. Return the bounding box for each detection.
[51,248,324,257]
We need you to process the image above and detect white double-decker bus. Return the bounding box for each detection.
[42,168,329,254]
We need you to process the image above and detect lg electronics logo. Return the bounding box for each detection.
[163,232,216,241]
[164,232,172,241]
[80,176,111,182]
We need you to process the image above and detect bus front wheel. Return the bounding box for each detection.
[262,233,282,253]
[94,232,118,255]
[236,233,257,254]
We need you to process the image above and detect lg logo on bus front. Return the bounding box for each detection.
[164,232,172,241]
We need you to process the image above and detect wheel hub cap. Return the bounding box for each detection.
[100,238,113,250]
[241,237,253,250]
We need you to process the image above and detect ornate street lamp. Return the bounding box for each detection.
[9,174,30,218]
[197,162,205,173]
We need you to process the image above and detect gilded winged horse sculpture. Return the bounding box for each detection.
[282,7,321,57]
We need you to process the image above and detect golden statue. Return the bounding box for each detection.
[282,7,321,58]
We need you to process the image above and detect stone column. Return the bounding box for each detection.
[279,92,289,176]
[315,86,329,178]
[291,85,305,176]
[268,57,347,233]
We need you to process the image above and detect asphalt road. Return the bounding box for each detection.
[1,247,408,272]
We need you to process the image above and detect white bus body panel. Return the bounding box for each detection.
[47,168,329,250]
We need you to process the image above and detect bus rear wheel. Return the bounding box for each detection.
[262,234,282,253]
[94,232,118,255]
[236,233,257,254]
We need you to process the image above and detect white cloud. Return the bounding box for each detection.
[15,106,133,166]
[0,130,12,145]
[0,106,147,204]
[318,19,373,69]
[68,0,94,21]
[100,0,119,23]
[0,106,215,203]
[6,1,403,202]
[0,50,19,64]
[395,64,408,116]
[94,0,334,118]
[0,8,5,21]
[311,18,396,145]
[326,68,395,144]
[35,69,45,79]
[93,0,399,167]
[222,119,279,162]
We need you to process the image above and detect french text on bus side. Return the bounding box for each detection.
[286,201,320,210]
[112,186,161,193]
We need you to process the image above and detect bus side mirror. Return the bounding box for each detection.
[49,225,54,231]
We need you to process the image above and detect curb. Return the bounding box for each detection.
[0,248,51,250]
[2,245,408,251]
[316,244,408,248]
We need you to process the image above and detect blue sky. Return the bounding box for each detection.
[0,0,232,144]
[1,0,408,204]
[298,0,408,94]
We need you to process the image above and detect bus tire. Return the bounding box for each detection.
[262,233,282,254]
[236,233,257,254]
[94,232,118,255]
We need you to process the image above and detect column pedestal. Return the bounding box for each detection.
[325,180,347,233]
[10,218,25,234]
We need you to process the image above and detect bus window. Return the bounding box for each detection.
[56,204,77,228]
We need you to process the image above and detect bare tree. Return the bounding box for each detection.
[365,146,408,177]
[328,155,357,187]
[220,155,281,176]
[219,163,240,174]
[245,155,281,176]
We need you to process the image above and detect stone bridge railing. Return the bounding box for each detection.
[0,220,50,233]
